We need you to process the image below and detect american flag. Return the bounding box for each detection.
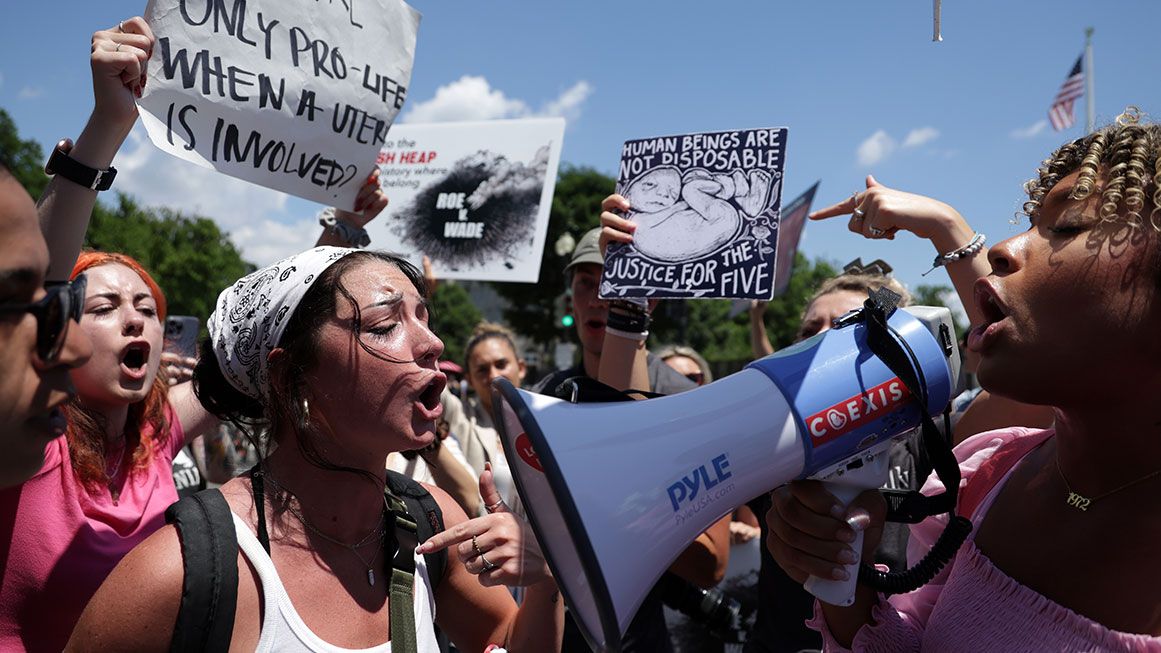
[1048,56,1084,131]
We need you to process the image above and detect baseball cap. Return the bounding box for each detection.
[564,227,604,275]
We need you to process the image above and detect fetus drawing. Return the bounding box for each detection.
[623,165,775,263]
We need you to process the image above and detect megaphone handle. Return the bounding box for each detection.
[803,483,863,606]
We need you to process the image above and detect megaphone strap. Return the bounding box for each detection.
[857,288,973,595]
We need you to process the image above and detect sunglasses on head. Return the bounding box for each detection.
[684,372,705,385]
[0,274,87,362]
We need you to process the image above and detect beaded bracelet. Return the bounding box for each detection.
[923,233,985,276]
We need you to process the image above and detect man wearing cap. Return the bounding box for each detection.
[533,227,696,397]
[532,226,727,653]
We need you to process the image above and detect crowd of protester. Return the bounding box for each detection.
[1,13,1159,653]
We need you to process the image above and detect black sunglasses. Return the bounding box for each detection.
[684,372,705,385]
[0,274,87,362]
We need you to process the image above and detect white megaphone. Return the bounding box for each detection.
[493,304,960,653]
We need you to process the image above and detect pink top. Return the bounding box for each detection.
[0,407,185,653]
[808,427,1161,652]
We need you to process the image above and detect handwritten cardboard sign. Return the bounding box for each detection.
[601,128,788,299]
[138,0,420,209]
[370,118,565,283]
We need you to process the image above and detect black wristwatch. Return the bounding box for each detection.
[44,139,117,191]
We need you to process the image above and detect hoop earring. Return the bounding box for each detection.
[299,397,311,431]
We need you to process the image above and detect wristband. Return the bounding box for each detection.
[318,207,371,248]
[605,326,649,341]
[606,305,650,333]
[44,139,117,191]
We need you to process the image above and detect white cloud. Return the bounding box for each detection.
[1010,119,1048,140]
[902,127,940,148]
[538,81,594,123]
[403,75,593,124]
[857,130,897,166]
[18,86,43,100]
[229,218,321,267]
[112,126,309,266]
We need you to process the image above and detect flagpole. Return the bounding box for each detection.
[1085,27,1095,133]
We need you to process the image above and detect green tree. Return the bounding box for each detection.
[650,253,838,368]
[85,195,254,324]
[0,107,49,199]
[911,284,966,337]
[430,282,483,366]
[1,105,254,327]
[489,165,615,346]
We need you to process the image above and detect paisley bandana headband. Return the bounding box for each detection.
[208,246,357,400]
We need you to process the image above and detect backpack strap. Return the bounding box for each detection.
[384,486,420,653]
[165,489,239,653]
[385,470,447,590]
[958,429,1055,519]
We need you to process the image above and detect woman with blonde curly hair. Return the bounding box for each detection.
[766,109,1161,650]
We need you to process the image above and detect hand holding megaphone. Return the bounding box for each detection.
[417,463,553,588]
[765,482,886,597]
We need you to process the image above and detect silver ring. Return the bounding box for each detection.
[115,43,122,52]
[479,552,498,572]
[485,499,505,514]
[852,207,865,220]
[869,227,886,237]
[118,21,125,33]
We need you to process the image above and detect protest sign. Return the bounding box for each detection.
[370,118,565,283]
[601,128,788,299]
[772,181,820,296]
[137,0,420,209]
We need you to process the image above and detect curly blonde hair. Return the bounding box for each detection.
[1022,106,1161,230]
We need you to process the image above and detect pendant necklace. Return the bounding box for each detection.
[265,474,388,586]
[1055,455,1161,512]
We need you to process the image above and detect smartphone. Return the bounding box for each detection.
[164,315,200,359]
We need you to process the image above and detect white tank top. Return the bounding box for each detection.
[232,513,443,653]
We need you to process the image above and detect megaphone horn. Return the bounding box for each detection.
[494,305,960,653]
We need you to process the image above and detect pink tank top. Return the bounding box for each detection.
[0,408,185,652]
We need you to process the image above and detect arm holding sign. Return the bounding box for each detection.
[599,195,732,588]
[39,17,153,281]
[314,169,390,248]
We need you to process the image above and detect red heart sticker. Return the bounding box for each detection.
[515,432,543,472]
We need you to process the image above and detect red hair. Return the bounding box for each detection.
[66,251,171,491]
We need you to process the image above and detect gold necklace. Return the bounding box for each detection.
[1055,455,1161,512]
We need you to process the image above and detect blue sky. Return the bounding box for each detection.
[2,0,1159,305]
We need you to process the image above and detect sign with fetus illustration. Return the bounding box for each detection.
[601,127,788,299]
[370,117,565,282]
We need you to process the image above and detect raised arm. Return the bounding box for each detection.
[314,170,389,248]
[809,175,990,327]
[40,17,153,280]
[749,300,775,359]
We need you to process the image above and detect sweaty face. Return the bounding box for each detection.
[570,263,608,356]
[303,260,447,460]
[467,337,526,416]
[71,263,164,411]
[0,175,90,486]
[796,290,866,342]
[970,169,1161,407]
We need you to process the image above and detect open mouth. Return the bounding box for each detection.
[968,282,1009,353]
[415,374,447,421]
[121,342,151,376]
[586,319,606,331]
[420,376,445,411]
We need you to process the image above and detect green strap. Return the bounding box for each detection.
[386,491,419,653]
